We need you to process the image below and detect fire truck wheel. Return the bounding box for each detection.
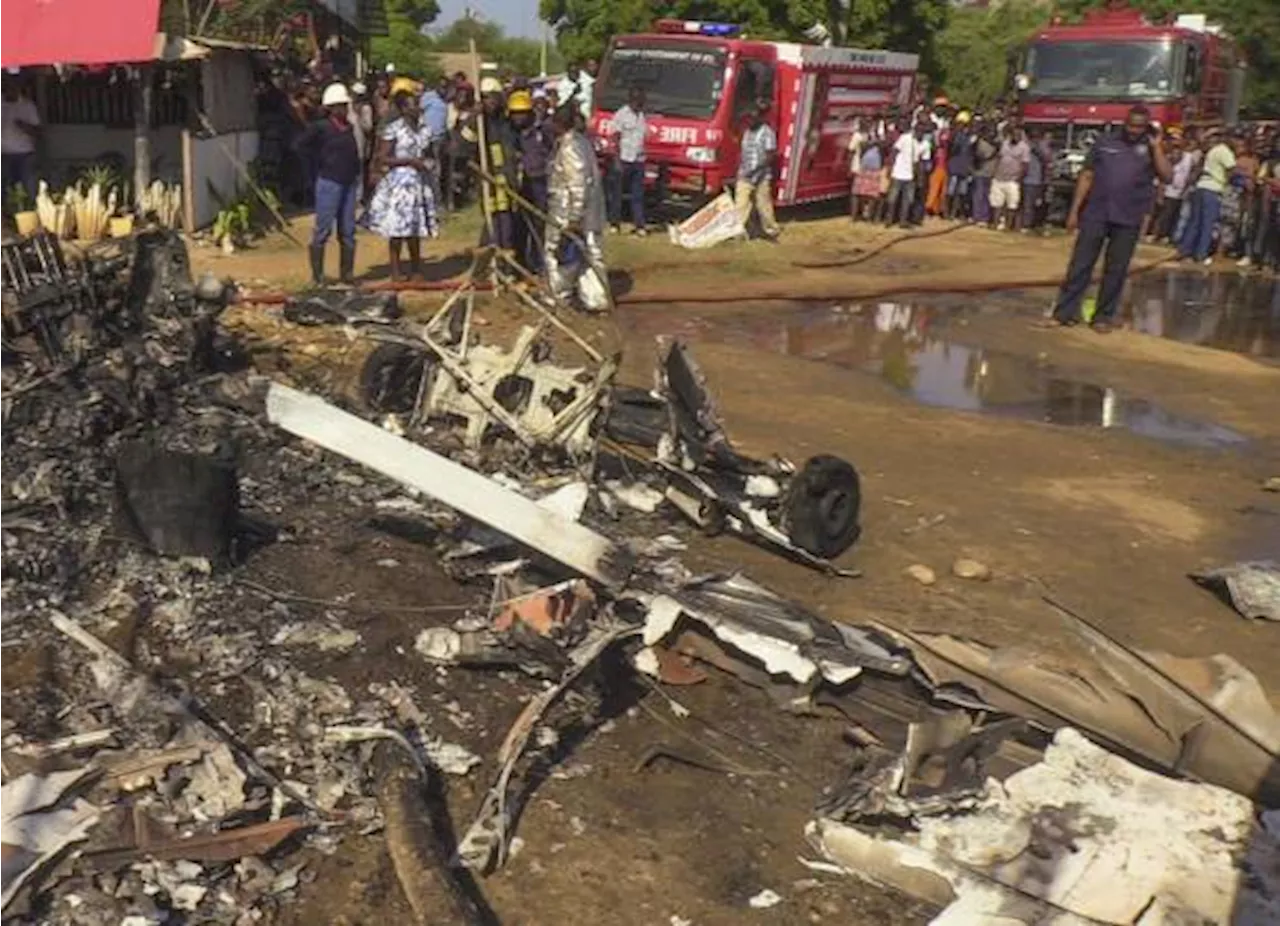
[360,343,430,415]
[783,455,862,559]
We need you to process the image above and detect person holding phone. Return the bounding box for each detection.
[1044,105,1171,334]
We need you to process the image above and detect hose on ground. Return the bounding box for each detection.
[792,220,970,270]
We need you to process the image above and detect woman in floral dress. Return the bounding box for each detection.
[367,90,439,279]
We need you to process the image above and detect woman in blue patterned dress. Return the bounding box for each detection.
[367,90,439,280]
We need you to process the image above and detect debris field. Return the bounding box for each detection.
[2,231,1278,926]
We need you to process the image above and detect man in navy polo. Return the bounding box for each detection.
[1046,105,1172,333]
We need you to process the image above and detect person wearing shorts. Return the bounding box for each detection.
[989,126,1030,230]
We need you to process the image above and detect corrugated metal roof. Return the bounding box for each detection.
[2,0,162,67]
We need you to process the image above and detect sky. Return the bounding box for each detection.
[434,0,545,39]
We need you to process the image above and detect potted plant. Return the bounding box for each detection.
[109,209,135,238]
[35,181,76,239]
[7,184,40,236]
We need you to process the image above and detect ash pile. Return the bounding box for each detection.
[1,234,492,925]
[2,230,249,620]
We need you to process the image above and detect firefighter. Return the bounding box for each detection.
[544,105,609,312]
[512,88,555,272]
[478,77,519,252]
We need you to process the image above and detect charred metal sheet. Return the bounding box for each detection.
[809,728,1280,925]
[636,572,911,691]
[890,624,1280,806]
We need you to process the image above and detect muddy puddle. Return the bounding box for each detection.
[621,296,1250,448]
[1122,271,1279,358]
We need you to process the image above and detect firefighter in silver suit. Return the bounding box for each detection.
[544,105,610,312]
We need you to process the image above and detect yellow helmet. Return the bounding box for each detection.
[955,110,972,125]
[390,76,422,98]
[507,89,533,113]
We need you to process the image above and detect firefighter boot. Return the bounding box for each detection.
[339,243,356,285]
[309,245,326,286]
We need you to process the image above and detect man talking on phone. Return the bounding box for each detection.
[1044,105,1172,333]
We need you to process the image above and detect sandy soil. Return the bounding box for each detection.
[8,208,1276,925]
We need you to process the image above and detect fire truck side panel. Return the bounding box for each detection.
[592,32,918,209]
[778,48,919,205]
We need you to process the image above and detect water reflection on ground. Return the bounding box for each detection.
[1122,271,1279,358]
[621,297,1250,449]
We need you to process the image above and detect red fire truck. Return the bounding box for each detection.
[1015,6,1245,195]
[590,19,920,207]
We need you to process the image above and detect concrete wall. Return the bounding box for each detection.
[182,130,260,231]
[40,126,184,188]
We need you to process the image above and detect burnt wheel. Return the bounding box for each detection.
[782,455,861,559]
[360,342,429,414]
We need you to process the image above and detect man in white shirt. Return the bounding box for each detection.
[555,63,595,125]
[610,87,648,234]
[2,79,41,198]
[885,121,923,227]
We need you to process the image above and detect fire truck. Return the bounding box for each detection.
[1015,6,1246,199]
[590,19,920,208]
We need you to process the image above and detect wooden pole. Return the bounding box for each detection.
[471,38,494,241]
[133,65,153,211]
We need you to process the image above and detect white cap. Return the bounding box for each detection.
[385,63,396,73]
[322,83,351,107]
[479,76,503,95]
[532,87,547,100]
[351,81,367,96]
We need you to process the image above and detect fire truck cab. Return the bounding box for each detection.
[591,20,919,208]
[1016,6,1246,193]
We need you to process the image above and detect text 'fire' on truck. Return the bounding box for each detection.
[1013,6,1245,193]
[590,19,920,209]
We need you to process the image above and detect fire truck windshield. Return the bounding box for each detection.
[597,41,727,119]
[1024,40,1179,100]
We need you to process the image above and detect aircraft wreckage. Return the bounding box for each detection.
[4,229,1277,925]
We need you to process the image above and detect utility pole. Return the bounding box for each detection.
[540,22,548,77]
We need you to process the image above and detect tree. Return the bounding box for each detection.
[430,17,564,77]
[935,0,1050,108]
[371,0,444,77]
[841,0,951,84]
[387,0,441,30]
[539,0,654,65]
[540,0,949,79]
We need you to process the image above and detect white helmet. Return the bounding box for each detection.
[321,83,351,107]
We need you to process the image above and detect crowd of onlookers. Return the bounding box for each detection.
[846,98,1056,232]
[279,60,610,284]
[845,97,1280,271]
[1158,124,1280,270]
[260,62,1280,283]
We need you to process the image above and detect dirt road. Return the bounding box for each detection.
[7,210,1274,925]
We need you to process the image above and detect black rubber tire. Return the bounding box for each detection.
[360,343,428,414]
[783,454,862,559]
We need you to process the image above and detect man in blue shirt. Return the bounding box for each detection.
[420,78,449,210]
[1046,105,1171,333]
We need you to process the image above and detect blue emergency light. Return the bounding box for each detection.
[654,19,742,37]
